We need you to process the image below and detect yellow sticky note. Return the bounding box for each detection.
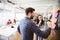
[54,18,57,23]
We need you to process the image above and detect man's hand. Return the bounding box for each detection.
[47,21,55,29]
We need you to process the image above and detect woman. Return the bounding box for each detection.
[36,15,45,40]
[6,19,12,25]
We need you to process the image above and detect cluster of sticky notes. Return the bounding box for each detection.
[50,12,58,29]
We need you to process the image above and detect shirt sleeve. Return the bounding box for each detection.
[17,25,21,34]
[31,23,51,38]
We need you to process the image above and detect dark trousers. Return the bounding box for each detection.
[36,35,43,40]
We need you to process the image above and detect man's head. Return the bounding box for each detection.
[25,7,35,19]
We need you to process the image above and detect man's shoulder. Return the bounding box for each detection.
[20,18,26,23]
[20,17,35,24]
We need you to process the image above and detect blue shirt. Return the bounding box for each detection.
[18,17,51,40]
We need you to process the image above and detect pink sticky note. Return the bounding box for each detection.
[55,12,58,17]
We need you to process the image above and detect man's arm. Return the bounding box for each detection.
[31,23,51,38]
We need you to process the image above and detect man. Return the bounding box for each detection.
[18,7,52,40]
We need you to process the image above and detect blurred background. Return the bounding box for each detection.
[0,0,59,26]
[0,0,60,40]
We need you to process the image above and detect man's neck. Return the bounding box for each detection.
[26,16,31,19]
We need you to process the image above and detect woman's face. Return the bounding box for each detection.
[38,16,43,21]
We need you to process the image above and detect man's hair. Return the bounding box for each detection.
[25,7,35,15]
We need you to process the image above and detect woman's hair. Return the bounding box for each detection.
[36,15,44,26]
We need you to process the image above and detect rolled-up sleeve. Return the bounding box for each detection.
[31,23,51,38]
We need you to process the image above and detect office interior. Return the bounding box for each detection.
[0,0,60,40]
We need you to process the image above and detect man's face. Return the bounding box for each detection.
[30,11,35,19]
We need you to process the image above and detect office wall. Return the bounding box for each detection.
[0,3,15,26]
[0,3,25,26]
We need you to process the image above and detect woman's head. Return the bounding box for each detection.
[38,15,43,21]
[36,15,44,25]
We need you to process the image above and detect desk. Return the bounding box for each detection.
[0,24,20,40]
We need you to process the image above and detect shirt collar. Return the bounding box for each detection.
[25,17,31,20]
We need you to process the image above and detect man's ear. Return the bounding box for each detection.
[28,12,31,16]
